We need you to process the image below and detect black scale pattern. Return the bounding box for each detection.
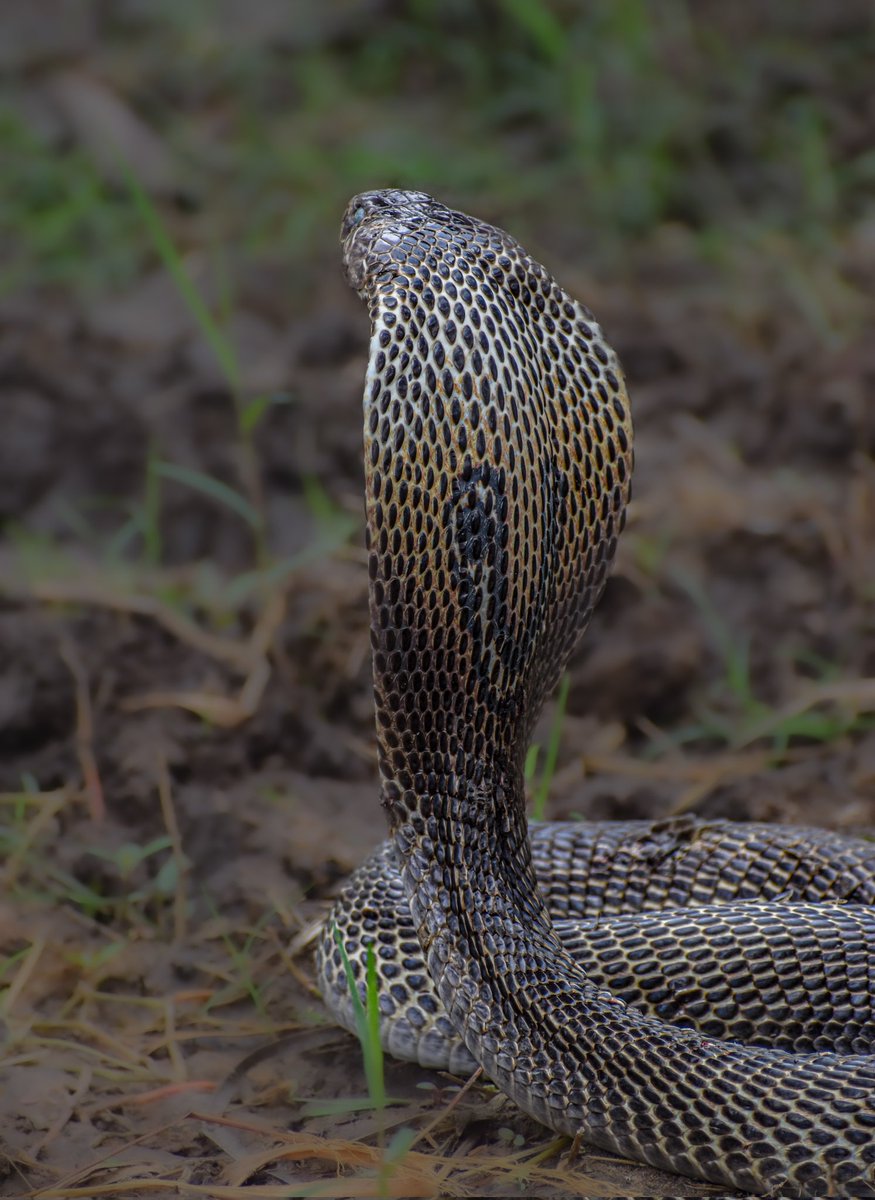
[319,822,875,1072]
[318,190,875,1197]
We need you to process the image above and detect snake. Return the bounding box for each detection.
[316,189,875,1196]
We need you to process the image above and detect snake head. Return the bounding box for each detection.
[341,189,453,296]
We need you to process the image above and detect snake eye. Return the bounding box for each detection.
[352,206,366,227]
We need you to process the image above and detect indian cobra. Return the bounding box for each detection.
[317,189,875,1196]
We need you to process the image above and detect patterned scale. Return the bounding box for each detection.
[318,190,875,1197]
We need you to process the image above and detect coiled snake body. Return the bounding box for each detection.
[318,190,875,1196]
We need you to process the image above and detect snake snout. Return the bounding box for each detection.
[340,189,442,294]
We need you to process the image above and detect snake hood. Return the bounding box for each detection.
[343,187,632,804]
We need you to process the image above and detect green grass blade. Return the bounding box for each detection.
[224,515,358,607]
[333,926,385,1111]
[496,0,566,60]
[532,672,570,820]
[115,158,240,393]
[524,743,540,786]
[155,461,261,530]
[364,942,386,1110]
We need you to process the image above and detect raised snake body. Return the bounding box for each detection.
[317,190,875,1196]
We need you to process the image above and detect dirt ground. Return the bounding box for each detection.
[0,5,874,1199]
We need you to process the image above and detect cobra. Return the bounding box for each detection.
[317,189,875,1196]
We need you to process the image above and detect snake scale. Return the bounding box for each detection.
[316,189,875,1196]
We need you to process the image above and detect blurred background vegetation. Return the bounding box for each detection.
[2,0,873,764]
[3,0,874,299]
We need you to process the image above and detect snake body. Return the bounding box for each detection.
[318,190,875,1196]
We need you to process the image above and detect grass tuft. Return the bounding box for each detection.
[334,927,386,1115]
[529,672,571,821]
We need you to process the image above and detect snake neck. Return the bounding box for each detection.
[383,765,554,949]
